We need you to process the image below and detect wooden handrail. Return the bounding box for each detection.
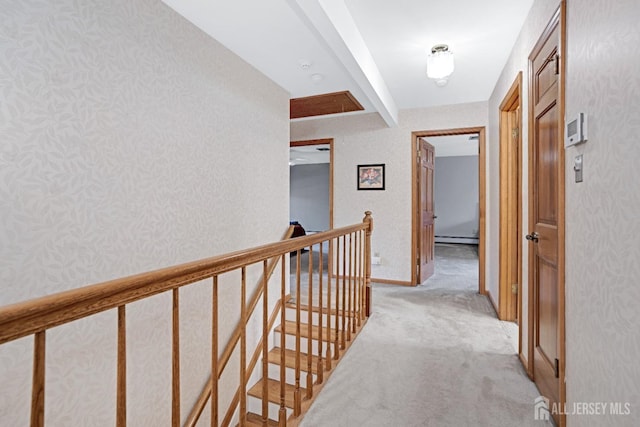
[0,222,368,345]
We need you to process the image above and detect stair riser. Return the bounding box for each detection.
[267,362,316,386]
[284,307,361,328]
[274,330,347,356]
[246,397,291,423]
[274,330,328,355]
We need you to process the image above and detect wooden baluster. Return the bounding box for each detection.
[117,306,126,427]
[279,255,287,427]
[325,238,333,370]
[262,260,269,425]
[354,231,360,328]
[306,245,314,399]
[359,230,364,325]
[352,233,357,329]
[350,232,358,334]
[294,250,302,416]
[333,237,340,360]
[172,289,180,427]
[347,233,352,342]
[240,267,247,426]
[211,276,219,427]
[31,331,46,427]
[316,242,324,384]
[364,211,373,317]
[362,229,367,321]
[341,235,347,349]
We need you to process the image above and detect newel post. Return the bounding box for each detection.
[363,211,373,317]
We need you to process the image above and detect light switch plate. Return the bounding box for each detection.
[574,154,583,183]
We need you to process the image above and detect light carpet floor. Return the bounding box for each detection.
[299,244,549,427]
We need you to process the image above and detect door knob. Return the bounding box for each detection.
[525,232,539,242]
[433,215,438,219]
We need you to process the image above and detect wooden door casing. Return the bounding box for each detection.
[419,139,435,283]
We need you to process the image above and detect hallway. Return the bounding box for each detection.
[300,245,547,426]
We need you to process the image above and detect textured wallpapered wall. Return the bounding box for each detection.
[564,0,640,425]
[489,0,640,424]
[290,103,488,283]
[487,0,561,364]
[0,0,289,425]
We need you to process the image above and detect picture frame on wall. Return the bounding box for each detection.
[357,164,385,190]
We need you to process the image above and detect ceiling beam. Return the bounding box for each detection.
[287,0,399,127]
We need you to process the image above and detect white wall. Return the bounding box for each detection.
[290,164,330,232]
[291,102,488,283]
[564,0,640,425]
[434,156,479,240]
[0,0,289,425]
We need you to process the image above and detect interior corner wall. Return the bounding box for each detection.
[0,0,289,425]
[564,1,640,425]
[487,0,561,362]
[291,102,488,283]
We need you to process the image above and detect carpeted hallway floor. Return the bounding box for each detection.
[300,244,549,427]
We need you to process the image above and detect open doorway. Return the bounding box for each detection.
[498,73,523,326]
[411,128,486,294]
[289,139,334,302]
[289,139,334,232]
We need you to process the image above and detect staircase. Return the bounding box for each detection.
[0,212,373,427]
[241,295,367,426]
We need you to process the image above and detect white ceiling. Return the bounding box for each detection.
[290,144,330,166]
[163,0,534,126]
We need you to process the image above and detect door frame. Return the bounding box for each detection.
[527,3,566,425]
[290,138,334,229]
[411,127,486,294]
[498,73,523,326]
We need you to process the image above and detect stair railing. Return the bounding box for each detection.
[0,212,373,427]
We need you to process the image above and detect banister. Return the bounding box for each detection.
[0,222,367,345]
[1,212,374,427]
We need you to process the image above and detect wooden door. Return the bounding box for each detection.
[529,9,564,425]
[418,138,435,283]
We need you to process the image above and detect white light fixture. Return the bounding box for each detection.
[427,44,454,86]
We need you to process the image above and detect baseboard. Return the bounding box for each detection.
[485,290,500,317]
[334,275,412,287]
[435,237,479,244]
[371,277,413,286]
[519,352,533,380]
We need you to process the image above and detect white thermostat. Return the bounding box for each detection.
[565,112,588,147]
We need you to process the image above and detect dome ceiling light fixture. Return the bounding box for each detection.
[427,44,454,87]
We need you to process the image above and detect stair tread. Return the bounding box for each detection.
[285,301,358,318]
[248,378,306,408]
[267,347,320,374]
[242,412,279,427]
[275,320,337,341]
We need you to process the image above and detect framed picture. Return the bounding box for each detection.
[357,164,385,190]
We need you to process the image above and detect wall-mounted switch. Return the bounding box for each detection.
[574,154,583,183]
